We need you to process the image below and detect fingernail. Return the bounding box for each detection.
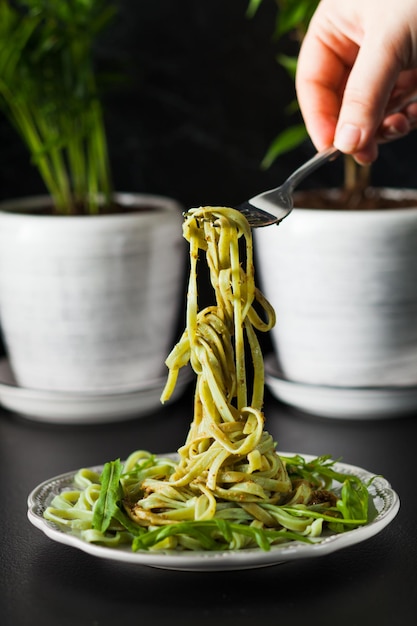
[406,102,417,123]
[383,126,405,140]
[334,124,362,152]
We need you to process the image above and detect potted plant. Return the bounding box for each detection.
[0,0,187,421]
[248,0,417,417]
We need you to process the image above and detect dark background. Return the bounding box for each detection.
[1,0,417,211]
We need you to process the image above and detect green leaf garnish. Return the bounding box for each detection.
[132,519,312,552]
[92,459,123,533]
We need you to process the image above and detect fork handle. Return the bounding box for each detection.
[285,146,340,192]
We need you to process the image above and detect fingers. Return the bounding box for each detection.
[404,101,417,128]
[295,0,417,163]
[296,19,352,151]
[379,111,412,142]
[337,100,417,164]
[333,34,402,161]
[386,69,417,112]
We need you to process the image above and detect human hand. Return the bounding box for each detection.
[295,0,417,163]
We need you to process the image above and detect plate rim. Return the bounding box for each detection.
[27,451,400,571]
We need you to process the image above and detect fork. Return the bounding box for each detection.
[238,146,340,227]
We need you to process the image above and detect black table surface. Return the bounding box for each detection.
[1,383,416,626]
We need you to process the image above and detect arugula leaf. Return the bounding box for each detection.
[336,477,370,524]
[92,459,123,533]
[112,507,147,537]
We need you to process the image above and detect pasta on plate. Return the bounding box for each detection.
[44,207,373,552]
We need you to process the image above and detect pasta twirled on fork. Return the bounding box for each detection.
[125,207,292,532]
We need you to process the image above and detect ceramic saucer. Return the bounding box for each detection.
[265,354,417,419]
[0,358,193,424]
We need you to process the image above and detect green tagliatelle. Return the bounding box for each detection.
[44,207,374,552]
[44,451,373,551]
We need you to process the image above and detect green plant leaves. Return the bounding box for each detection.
[261,123,308,169]
[274,0,319,38]
[248,0,320,167]
[0,0,115,213]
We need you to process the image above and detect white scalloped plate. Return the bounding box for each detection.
[27,452,400,571]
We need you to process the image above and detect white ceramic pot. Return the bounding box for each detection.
[254,190,417,388]
[0,193,185,393]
